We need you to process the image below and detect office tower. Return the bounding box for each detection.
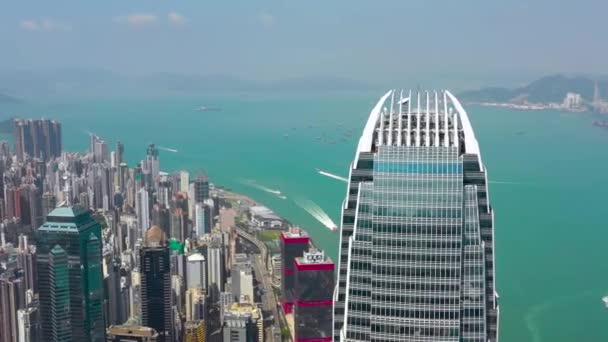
[280,227,309,314]
[193,174,209,203]
[92,135,109,164]
[222,303,263,342]
[18,302,41,342]
[187,253,207,292]
[185,288,205,322]
[106,325,159,342]
[19,183,42,230]
[152,205,171,237]
[115,141,124,166]
[37,206,106,341]
[13,119,62,161]
[334,90,499,341]
[194,203,212,237]
[140,226,172,342]
[170,208,186,242]
[179,171,189,194]
[184,321,206,342]
[293,249,334,342]
[118,163,128,193]
[105,258,125,327]
[41,192,57,219]
[0,270,26,342]
[231,254,253,303]
[136,188,150,237]
[16,235,36,294]
[207,242,225,301]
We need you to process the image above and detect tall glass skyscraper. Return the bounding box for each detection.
[140,225,173,342]
[334,90,499,341]
[37,206,105,342]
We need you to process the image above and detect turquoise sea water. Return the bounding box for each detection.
[2,93,608,341]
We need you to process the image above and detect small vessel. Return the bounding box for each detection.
[593,120,608,129]
[329,226,338,231]
[602,296,608,308]
[197,106,222,112]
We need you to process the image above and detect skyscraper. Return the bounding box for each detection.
[17,302,41,342]
[293,249,334,342]
[193,174,209,203]
[140,225,172,342]
[115,141,124,166]
[0,270,26,342]
[334,90,498,341]
[13,119,62,161]
[280,227,309,314]
[207,242,225,301]
[187,253,207,292]
[37,206,106,341]
[136,188,150,237]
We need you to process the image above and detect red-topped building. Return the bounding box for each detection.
[293,249,334,342]
[280,227,310,314]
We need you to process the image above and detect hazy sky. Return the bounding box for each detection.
[1,0,606,83]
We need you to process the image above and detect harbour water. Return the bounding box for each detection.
[1,93,608,341]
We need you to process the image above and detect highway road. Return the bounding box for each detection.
[253,254,282,342]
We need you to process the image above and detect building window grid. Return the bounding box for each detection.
[341,98,497,342]
[346,146,462,341]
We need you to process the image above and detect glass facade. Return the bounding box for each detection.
[36,206,105,342]
[140,246,172,342]
[335,90,498,342]
[294,258,334,342]
[280,232,310,311]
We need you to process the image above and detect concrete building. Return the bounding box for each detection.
[222,303,263,342]
[187,253,207,292]
[184,320,206,342]
[249,206,283,230]
[106,325,159,342]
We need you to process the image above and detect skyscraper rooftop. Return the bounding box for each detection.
[334,90,498,342]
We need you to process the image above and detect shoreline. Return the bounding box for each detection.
[468,101,590,113]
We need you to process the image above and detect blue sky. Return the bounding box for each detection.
[0,0,606,84]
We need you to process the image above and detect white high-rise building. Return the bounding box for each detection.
[135,188,150,237]
[187,253,207,292]
[180,171,189,194]
[335,90,499,342]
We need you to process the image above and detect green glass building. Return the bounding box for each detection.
[37,206,106,342]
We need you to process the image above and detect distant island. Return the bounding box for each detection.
[458,75,608,113]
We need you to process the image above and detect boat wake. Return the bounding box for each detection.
[158,146,179,153]
[241,180,285,198]
[294,198,337,231]
[316,168,348,183]
[488,180,530,186]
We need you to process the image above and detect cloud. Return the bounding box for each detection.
[20,19,71,32]
[259,12,274,28]
[115,14,158,28]
[168,12,186,26]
